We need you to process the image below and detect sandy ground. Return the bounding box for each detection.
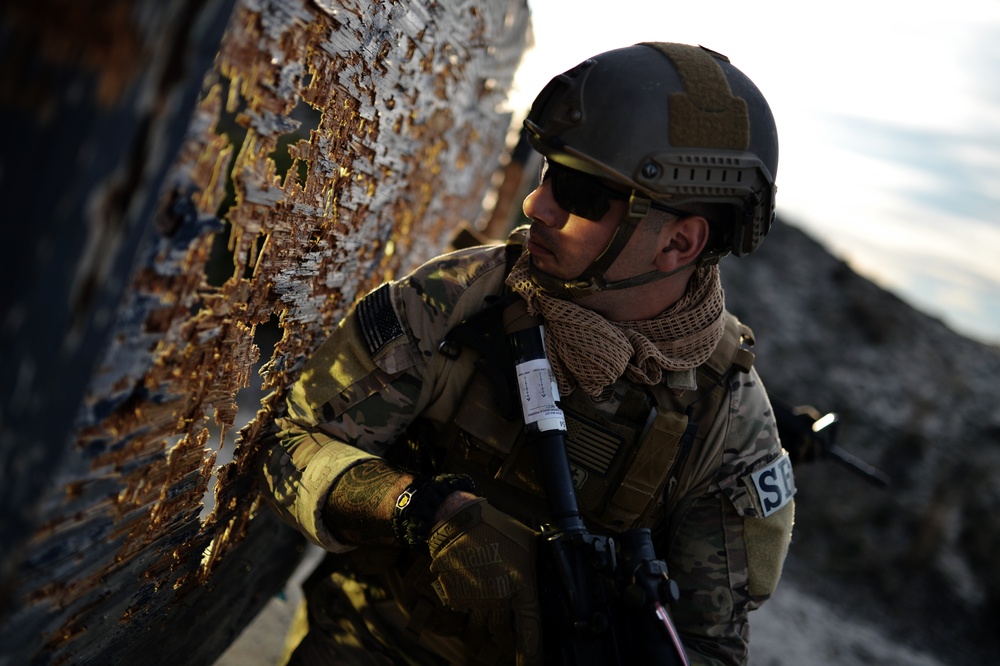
[214,544,946,666]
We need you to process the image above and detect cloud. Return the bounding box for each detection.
[820,116,1000,221]
[516,0,1000,343]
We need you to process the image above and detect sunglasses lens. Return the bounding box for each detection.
[541,160,614,220]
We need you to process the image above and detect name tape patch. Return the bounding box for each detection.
[750,453,796,517]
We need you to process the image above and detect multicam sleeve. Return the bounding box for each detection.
[260,244,510,553]
[261,290,427,552]
[665,367,794,665]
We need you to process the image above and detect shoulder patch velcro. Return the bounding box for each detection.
[356,283,404,357]
[749,453,796,517]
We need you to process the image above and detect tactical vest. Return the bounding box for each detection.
[335,239,759,659]
[434,269,756,543]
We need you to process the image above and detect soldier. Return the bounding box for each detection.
[261,42,794,665]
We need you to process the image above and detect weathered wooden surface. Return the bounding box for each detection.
[0,0,240,648]
[0,0,531,663]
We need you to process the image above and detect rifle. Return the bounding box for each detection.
[504,300,689,665]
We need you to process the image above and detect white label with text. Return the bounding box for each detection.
[751,453,796,517]
[514,359,565,429]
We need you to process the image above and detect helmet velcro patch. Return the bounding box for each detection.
[644,42,750,150]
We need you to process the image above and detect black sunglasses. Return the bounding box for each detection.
[540,159,690,221]
[540,159,629,221]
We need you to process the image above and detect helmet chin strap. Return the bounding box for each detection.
[528,258,694,299]
[528,192,692,299]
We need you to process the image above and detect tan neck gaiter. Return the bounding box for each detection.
[505,250,726,397]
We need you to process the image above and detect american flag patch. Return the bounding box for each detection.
[356,284,403,356]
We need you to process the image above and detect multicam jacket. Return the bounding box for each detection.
[262,235,795,666]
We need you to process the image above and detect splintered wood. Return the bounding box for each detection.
[0,0,530,663]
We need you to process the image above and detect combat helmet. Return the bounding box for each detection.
[523,42,778,297]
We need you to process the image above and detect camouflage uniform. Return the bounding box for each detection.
[262,235,795,666]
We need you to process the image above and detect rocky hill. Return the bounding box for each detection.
[722,219,1000,664]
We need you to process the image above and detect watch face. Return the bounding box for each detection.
[396,489,415,511]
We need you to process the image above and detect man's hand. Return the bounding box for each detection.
[427,499,542,665]
[773,402,829,464]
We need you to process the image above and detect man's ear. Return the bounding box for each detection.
[654,215,710,272]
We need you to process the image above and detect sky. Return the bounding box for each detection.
[508,0,1000,345]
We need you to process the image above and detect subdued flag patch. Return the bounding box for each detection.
[357,283,404,356]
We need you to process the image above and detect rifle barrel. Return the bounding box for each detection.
[828,445,892,487]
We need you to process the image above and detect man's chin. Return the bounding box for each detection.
[528,254,559,278]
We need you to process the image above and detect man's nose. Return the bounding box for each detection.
[522,181,566,228]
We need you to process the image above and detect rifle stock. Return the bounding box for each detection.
[504,300,689,665]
